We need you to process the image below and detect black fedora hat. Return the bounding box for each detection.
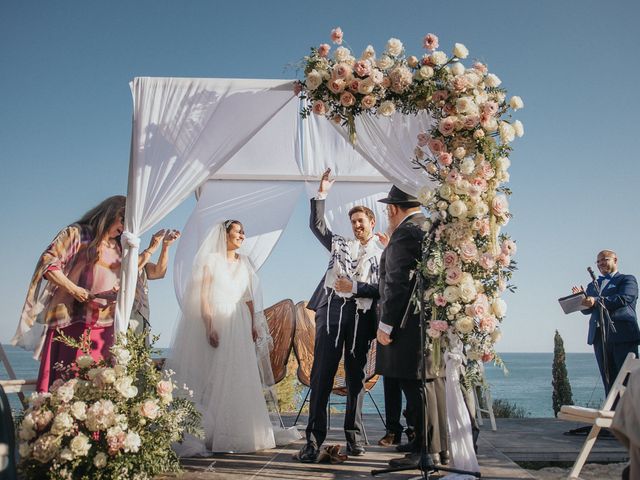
[378,185,421,207]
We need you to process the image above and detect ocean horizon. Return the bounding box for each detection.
[1,346,603,418]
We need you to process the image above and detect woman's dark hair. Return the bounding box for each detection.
[223,219,243,233]
[77,195,126,261]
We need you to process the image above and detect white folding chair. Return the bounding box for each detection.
[558,352,639,479]
[472,363,497,431]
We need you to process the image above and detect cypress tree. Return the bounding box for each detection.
[552,330,574,416]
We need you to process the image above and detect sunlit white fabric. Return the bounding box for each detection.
[116,77,296,333]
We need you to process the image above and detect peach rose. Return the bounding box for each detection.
[330,27,343,45]
[438,117,456,136]
[328,78,346,94]
[312,100,326,115]
[427,137,446,153]
[438,152,453,167]
[459,241,478,263]
[445,266,463,285]
[354,60,371,77]
[491,195,509,216]
[443,250,459,268]
[479,253,496,270]
[318,43,330,57]
[417,132,430,147]
[423,33,439,51]
[479,316,497,333]
[332,62,353,80]
[361,95,376,110]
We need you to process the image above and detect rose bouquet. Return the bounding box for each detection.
[17,329,202,480]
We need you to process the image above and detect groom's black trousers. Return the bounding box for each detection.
[306,297,372,447]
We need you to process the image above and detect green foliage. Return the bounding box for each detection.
[491,398,528,418]
[552,330,573,417]
[275,356,304,413]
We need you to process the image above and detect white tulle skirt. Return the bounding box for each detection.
[168,300,276,455]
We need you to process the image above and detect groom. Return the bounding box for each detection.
[297,168,383,462]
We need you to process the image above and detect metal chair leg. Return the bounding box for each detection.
[293,388,310,426]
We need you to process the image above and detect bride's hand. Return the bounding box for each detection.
[208,328,220,348]
[251,325,258,343]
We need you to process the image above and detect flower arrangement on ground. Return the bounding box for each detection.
[17,329,202,480]
[297,28,524,383]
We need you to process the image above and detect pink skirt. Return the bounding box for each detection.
[36,322,114,392]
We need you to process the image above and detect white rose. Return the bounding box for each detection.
[453,43,469,59]
[70,401,87,421]
[416,65,433,80]
[417,187,435,205]
[495,156,511,172]
[305,69,323,91]
[465,72,481,86]
[361,45,376,60]
[453,146,466,159]
[490,329,503,343]
[485,74,502,87]
[455,96,475,114]
[123,432,141,453]
[70,433,91,457]
[455,316,474,334]
[459,282,477,303]
[482,117,498,132]
[513,120,524,138]
[439,184,453,199]
[59,448,74,462]
[19,425,36,441]
[499,121,516,143]
[454,180,470,195]
[451,62,465,76]
[50,412,74,435]
[376,55,393,70]
[443,286,461,303]
[431,51,448,65]
[99,368,116,385]
[76,355,94,369]
[334,46,351,62]
[94,451,108,468]
[492,298,507,318]
[448,302,462,315]
[460,158,475,176]
[386,38,403,57]
[377,100,396,117]
[448,200,468,218]
[114,376,138,399]
[470,202,489,218]
[509,95,524,110]
[56,383,75,403]
[139,399,161,420]
[437,200,449,211]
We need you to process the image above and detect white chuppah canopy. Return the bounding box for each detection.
[117,76,434,330]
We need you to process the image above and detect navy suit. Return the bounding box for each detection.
[582,272,640,393]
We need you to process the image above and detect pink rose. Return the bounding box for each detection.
[421,54,435,67]
[479,316,497,333]
[479,253,496,270]
[446,169,461,185]
[423,33,439,51]
[318,43,331,57]
[491,195,509,216]
[431,90,449,103]
[427,328,442,339]
[312,100,327,115]
[477,161,495,180]
[293,81,303,96]
[381,76,391,88]
[478,219,491,237]
[473,62,488,74]
[349,79,360,92]
[361,95,376,110]
[445,267,463,285]
[442,103,456,116]
[501,239,517,256]
[332,63,352,80]
[328,79,346,94]
[140,399,160,420]
[463,115,480,129]
[459,241,478,263]
[156,380,173,397]
[427,137,446,154]
[431,320,449,332]
[497,253,511,267]
[417,132,430,147]
[434,294,448,307]
[340,91,356,107]
[330,27,343,45]
[443,250,459,268]
[470,177,488,192]
[452,76,469,92]
[354,60,371,77]
[438,152,453,167]
[438,117,456,136]
[482,101,499,116]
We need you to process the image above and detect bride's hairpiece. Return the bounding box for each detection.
[223,219,239,232]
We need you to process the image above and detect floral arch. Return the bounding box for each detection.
[297,28,524,381]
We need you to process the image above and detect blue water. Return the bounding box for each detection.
[1,346,603,418]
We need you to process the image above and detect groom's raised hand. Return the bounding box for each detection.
[319,167,335,194]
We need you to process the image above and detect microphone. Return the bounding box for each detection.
[587,266,597,282]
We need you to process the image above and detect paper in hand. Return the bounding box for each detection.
[558,291,589,314]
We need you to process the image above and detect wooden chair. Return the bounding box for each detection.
[292,301,385,441]
[0,344,36,409]
[264,299,296,384]
[558,352,640,479]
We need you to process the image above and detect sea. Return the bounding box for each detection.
[1,346,604,418]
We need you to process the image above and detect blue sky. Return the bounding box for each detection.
[1,0,639,353]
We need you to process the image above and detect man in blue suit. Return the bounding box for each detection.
[575,250,640,394]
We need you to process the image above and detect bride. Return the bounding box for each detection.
[168,220,279,454]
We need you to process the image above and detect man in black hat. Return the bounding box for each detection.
[375,185,445,468]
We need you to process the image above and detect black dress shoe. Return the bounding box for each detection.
[395,439,417,453]
[439,450,450,465]
[377,431,401,446]
[388,452,421,468]
[297,442,319,463]
[346,442,366,456]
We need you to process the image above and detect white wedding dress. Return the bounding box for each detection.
[168,250,276,454]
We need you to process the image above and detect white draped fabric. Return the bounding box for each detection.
[116,77,296,333]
